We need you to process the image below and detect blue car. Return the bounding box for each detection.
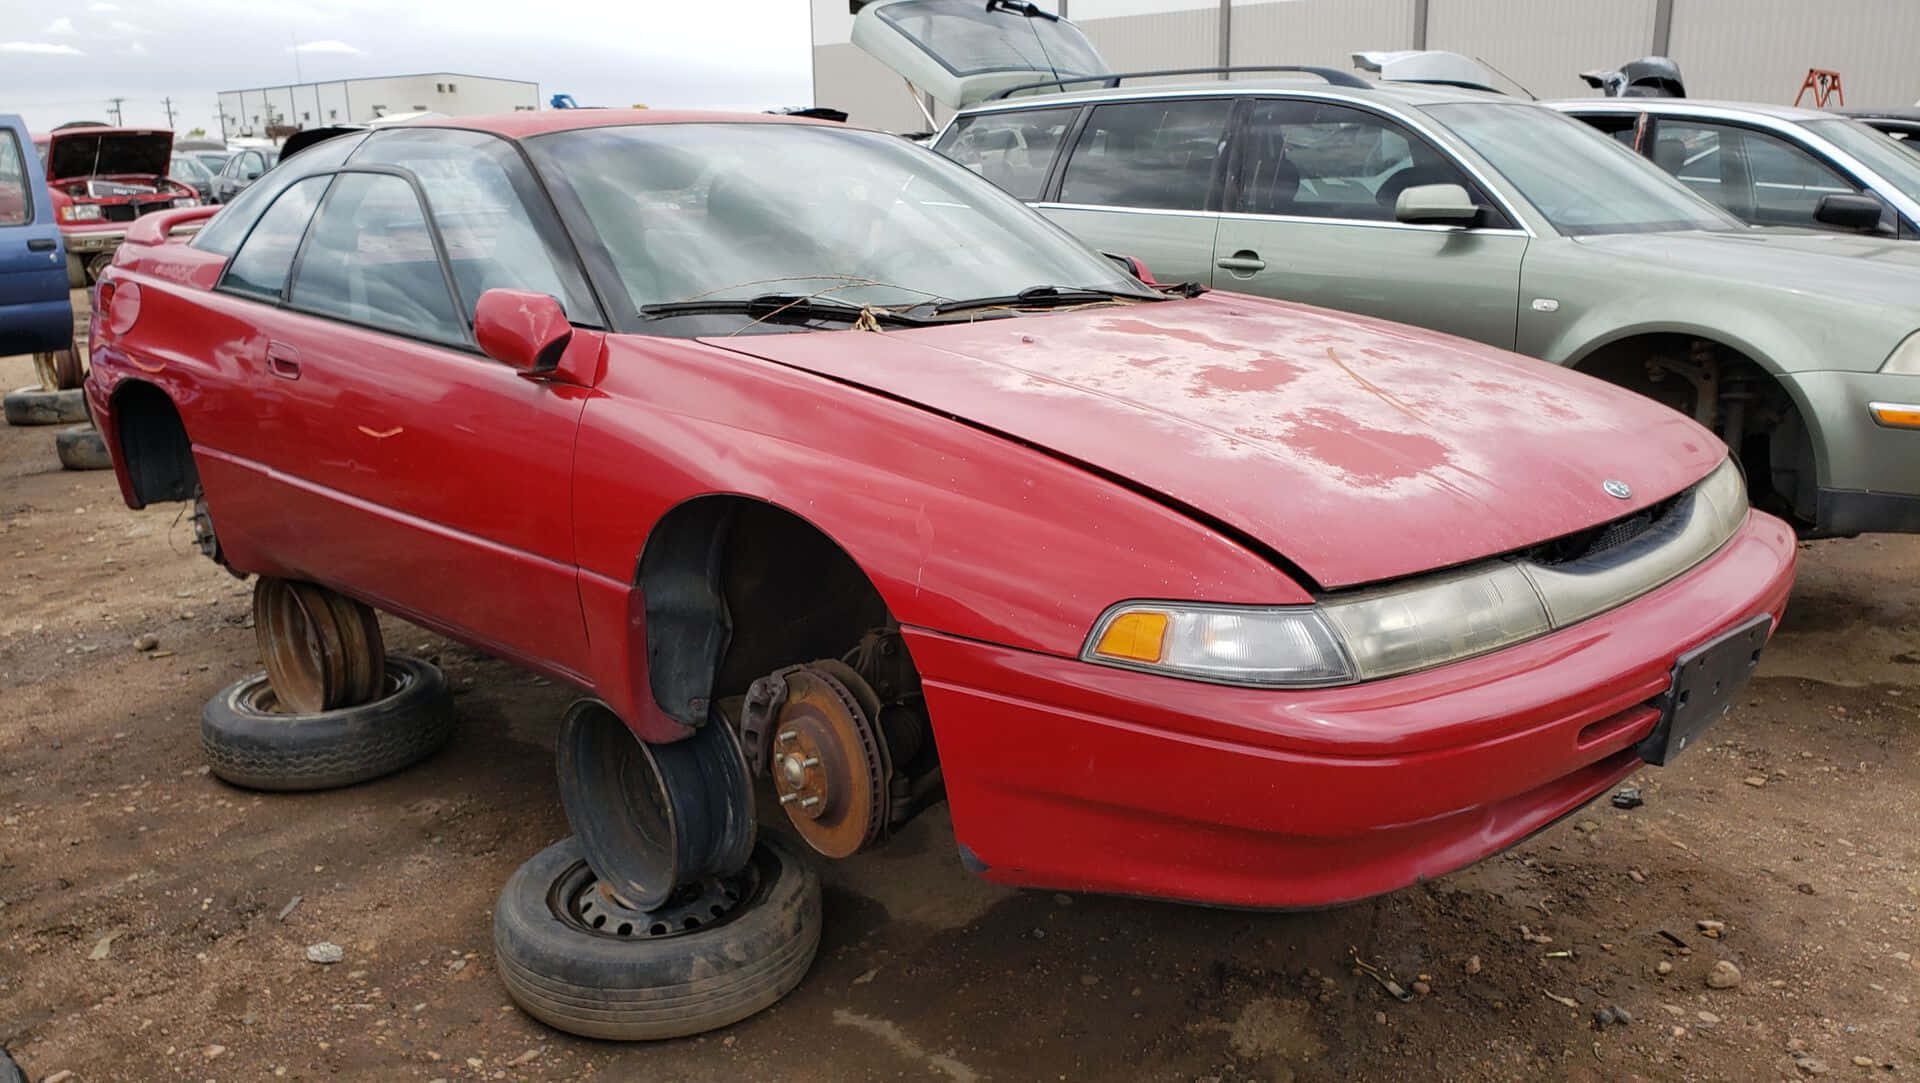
[0,113,73,359]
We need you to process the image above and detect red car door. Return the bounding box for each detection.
[222,164,595,681]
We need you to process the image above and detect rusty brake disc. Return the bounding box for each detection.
[769,665,890,859]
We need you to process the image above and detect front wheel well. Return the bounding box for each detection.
[110,380,197,507]
[1571,334,1816,528]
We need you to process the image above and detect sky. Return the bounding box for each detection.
[0,0,814,135]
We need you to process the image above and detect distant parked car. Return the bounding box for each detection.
[31,126,198,287]
[1557,99,1920,237]
[210,147,278,203]
[191,150,231,175]
[170,153,216,202]
[0,113,72,359]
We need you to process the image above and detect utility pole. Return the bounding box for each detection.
[107,97,125,125]
[161,96,176,126]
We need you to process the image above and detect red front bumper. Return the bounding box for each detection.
[905,510,1797,908]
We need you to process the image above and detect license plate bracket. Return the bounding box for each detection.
[1636,614,1772,767]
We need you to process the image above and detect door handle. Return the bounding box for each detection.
[1216,250,1267,274]
[266,341,301,380]
[27,238,56,252]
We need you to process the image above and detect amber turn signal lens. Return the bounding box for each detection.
[1868,402,1920,429]
[1093,610,1168,663]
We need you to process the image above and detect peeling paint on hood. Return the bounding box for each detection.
[706,293,1723,588]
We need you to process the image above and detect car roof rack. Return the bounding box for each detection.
[988,65,1370,101]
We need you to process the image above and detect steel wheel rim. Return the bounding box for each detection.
[549,850,763,939]
[254,578,330,714]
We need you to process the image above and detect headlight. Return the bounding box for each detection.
[1084,603,1353,686]
[1883,330,1920,375]
[59,204,102,222]
[1322,563,1548,680]
[172,197,198,208]
[1084,458,1747,688]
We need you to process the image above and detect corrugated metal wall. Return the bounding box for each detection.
[1230,0,1417,72]
[1426,0,1659,99]
[1079,8,1221,83]
[1669,0,1920,105]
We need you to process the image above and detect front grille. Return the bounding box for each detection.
[136,199,174,217]
[101,204,135,222]
[1530,492,1687,567]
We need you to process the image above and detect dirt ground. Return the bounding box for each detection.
[2,332,1917,1082]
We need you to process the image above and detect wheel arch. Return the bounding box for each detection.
[108,377,198,508]
[632,491,904,732]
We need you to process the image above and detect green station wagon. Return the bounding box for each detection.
[851,0,1920,537]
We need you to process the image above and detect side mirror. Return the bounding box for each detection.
[1394,182,1482,226]
[1102,250,1159,286]
[244,170,261,181]
[475,288,572,373]
[1814,192,1884,231]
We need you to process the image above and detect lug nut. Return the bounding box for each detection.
[779,792,799,805]
[801,757,820,768]
[801,795,822,809]
[777,730,798,744]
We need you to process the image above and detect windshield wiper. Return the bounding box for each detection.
[928,285,1150,316]
[638,294,932,327]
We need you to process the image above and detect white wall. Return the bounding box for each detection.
[1427,0,1658,99]
[1230,0,1416,72]
[1669,0,1920,105]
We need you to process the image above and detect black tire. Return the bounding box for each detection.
[495,835,821,1041]
[3,386,88,427]
[55,424,111,470]
[201,655,453,791]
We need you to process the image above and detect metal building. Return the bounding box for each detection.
[217,73,540,142]
[811,0,1920,132]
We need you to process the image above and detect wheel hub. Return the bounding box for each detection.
[563,860,757,940]
[768,666,889,857]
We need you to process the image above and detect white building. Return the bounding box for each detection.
[217,73,540,142]
[812,0,1920,133]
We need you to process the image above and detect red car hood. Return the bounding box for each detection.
[704,294,1723,588]
[44,127,172,181]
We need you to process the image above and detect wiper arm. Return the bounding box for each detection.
[639,293,931,327]
[929,284,1147,315]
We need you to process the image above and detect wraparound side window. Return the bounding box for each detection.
[219,175,331,302]
[937,108,1076,201]
[288,172,469,347]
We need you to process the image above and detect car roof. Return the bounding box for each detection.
[955,78,1505,115]
[1549,98,1838,123]
[1834,106,1920,122]
[403,108,843,140]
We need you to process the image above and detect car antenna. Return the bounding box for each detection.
[1475,55,1537,100]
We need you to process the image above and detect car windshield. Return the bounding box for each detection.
[1805,118,1920,203]
[197,152,230,172]
[877,0,1107,78]
[1427,102,1742,236]
[171,154,211,182]
[524,122,1154,318]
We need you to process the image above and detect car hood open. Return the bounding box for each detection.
[706,295,1724,589]
[45,128,172,180]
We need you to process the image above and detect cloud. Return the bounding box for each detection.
[108,19,149,35]
[43,16,75,34]
[288,39,365,56]
[88,1,119,10]
[121,41,148,56]
[0,41,85,55]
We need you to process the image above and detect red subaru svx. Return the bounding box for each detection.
[86,110,1792,921]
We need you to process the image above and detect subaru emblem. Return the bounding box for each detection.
[1603,479,1632,500]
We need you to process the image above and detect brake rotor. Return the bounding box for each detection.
[769,665,889,858]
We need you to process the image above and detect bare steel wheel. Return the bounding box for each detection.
[252,577,386,713]
[555,701,756,911]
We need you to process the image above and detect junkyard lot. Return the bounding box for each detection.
[0,333,1917,1080]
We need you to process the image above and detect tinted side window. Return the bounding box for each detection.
[194,131,367,256]
[0,131,30,226]
[348,128,597,325]
[937,108,1076,200]
[1655,120,1866,228]
[289,172,468,346]
[219,175,330,301]
[1230,99,1475,221]
[1059,99,1230,211]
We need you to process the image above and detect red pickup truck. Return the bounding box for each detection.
[33,125,197,287]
